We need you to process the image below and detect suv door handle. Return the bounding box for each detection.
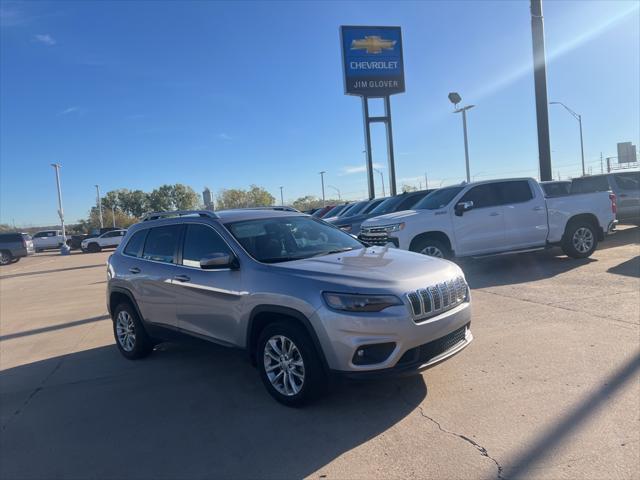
[129,267,141,274]
[174,274,191,283]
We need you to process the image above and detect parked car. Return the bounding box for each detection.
[81,229,127,252]
[67,227,120,250]
[540,180,572,197]
[359,178,617,259]
[334,190,433,236]
[107,209,472,406]
[311,205,335,218]
[571,172,640,223]
[32,230,64,252]
[318,203,352,220]
[0,233,35,265]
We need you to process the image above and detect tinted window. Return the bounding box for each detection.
[414,187,464,210]
[142,225,181,263]
[614,172,640,191]
[362,198,385,213]
[341,201,368,217]
[571,176,610,194]
[541,182,571,197]
[103,231,119,238]
[182,224,232,268]
[460,184,501,209]
[369,196,402,215]
[0,233,21,242]
[33,232,47,238]
[227,216,363,263]
[123,230,148,257]
[396,192,428,211]
[496,181,534,204]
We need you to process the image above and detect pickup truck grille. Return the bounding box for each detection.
[406,276,468,322]
[358,226,390,246]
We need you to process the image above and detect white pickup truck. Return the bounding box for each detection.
[359,178,617,259]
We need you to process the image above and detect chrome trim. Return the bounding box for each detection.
[405,275,468,322]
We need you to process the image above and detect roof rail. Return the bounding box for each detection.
[141,210,219,222]
[219,206,301,213]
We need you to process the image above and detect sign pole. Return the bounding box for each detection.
[384,96,397,196]
[362,97,375,199]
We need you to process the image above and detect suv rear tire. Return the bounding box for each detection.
[0,250,12,266]
[87,243,101,253]
[257,322,326,407]
[562,220,598,259]
[112,302,154,359]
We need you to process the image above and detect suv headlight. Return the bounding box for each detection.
[383,222,405,233]
[323,292,402,312]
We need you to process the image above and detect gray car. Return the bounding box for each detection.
[0,232,35,265]
[571,172,640,223]
[107,209,472,405]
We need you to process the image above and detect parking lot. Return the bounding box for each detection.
[1,226,638,479]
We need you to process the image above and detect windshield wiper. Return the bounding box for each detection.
[311,247,355,257]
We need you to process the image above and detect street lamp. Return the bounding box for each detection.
[373,169,386,196]
[448,92,474,183]
[319,171,326,207]
[94,184,104,229]
[327,185,341,200]
[279,186,284,206]
[50,163,70,255]
[549,101,585,176]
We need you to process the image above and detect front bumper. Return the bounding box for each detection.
[313,299,472,373]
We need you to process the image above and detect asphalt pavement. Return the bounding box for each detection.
[1,227,638,479]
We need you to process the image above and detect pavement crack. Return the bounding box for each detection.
[415,405,504,480]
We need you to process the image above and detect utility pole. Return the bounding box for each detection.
[51,163,70,255]
[531,0,553,181]
[424,173,428,189]
[606,157,611,173]
[550,101,586,176]
[374,169,386,196]
[112,206,116,228]
[557,170,561,180]
[95,185,103,229]
[600,152,604,174]
[279,186,284,206]
[319,171,326,207]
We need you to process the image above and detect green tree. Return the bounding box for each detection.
[291,196,341,211]
[147,185,175,211]
[123,190,149,217]
[401,184,418,193]
[245,185,275,208]
[216,188,249,209]
[171,184,200,210]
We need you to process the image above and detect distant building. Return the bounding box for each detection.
[203,187,214,210]
[617,142,637,164]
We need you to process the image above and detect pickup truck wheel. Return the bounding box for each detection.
[257,322,326,407]
[87,243,101,253]
[411,239,451,259]
[112,303,153,360]
[0,250,12,266]
[562,222,598,258]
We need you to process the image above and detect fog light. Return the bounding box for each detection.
[352,342,396,366]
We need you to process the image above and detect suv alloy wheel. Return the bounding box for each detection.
[112,302,154,359]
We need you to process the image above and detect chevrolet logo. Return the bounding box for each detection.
[351,36,396,54]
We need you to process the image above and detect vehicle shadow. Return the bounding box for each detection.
[0,263,104,280]
[597,225,639,251]
[0,342,427,479]
[461,250,594,289]
[607,256,640,278]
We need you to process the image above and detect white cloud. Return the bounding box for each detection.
[340,163,384,175]
[58,106,85,116]
[217,133,232,141]
[34,33,56,46]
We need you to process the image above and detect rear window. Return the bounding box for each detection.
[0,233,21,242]
[613,172,640,191]
[142,225,181,263]
[571,176,611,194]
[123,230,148,258]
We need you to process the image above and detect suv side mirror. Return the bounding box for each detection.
[454,201,474,217]
[200,252,239,270]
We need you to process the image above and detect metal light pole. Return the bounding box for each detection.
[328,185,341,201]
[95,184,104,229]
[50,163,70,255]
[550,101,585,176]
[111,206,116,228]
[319,171,326,207]
[448,92,474,183]
[374,169,386,196]
[424,173,428,190]
[279,186,284,206]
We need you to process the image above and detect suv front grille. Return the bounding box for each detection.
[358,227,390,246]
[397,323,469,366]
[405,276,468,322]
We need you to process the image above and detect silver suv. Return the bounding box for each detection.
[107,209,472,405]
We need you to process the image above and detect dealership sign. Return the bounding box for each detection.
[340,26,405,97]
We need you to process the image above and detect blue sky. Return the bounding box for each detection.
[1,0,638,226]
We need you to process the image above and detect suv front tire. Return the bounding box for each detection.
[257,322,326,406]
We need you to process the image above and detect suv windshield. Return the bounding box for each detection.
[413,186,464,210]
[226,216,364,263]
